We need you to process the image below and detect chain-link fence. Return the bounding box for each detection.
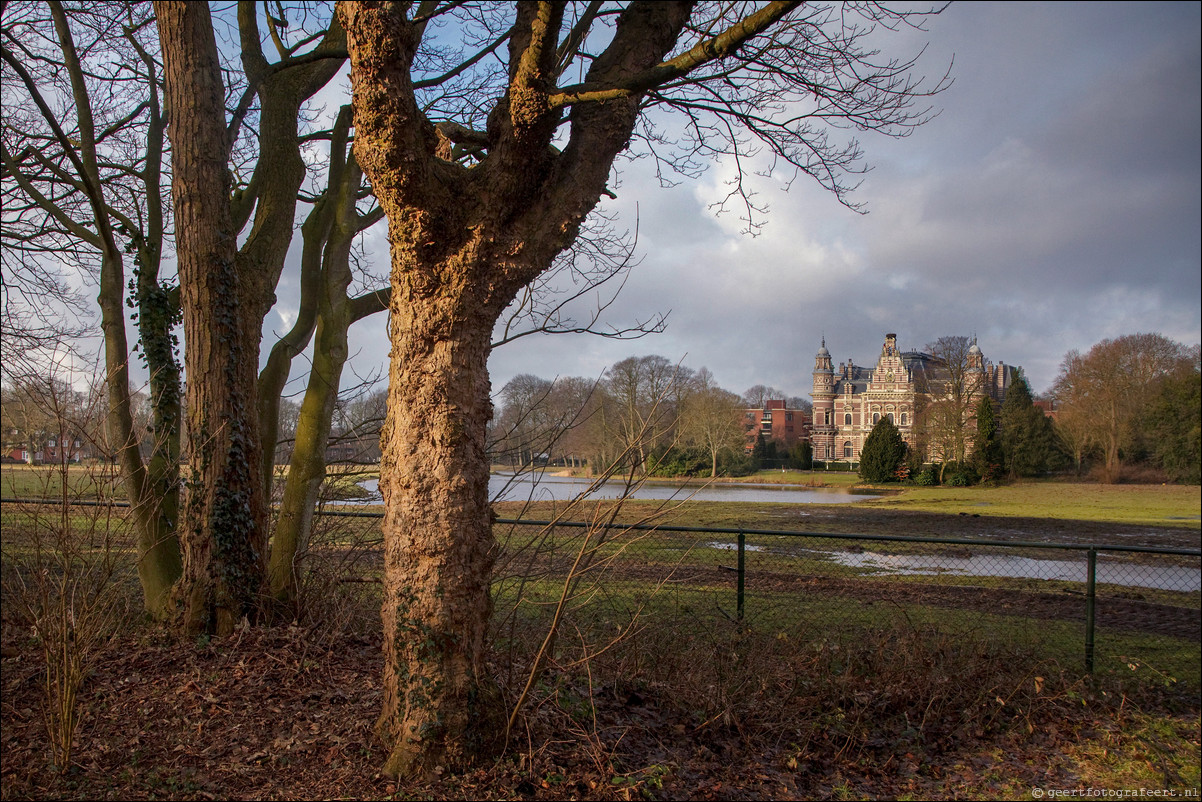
[489,518,1201,678]
[3,497,1197,679]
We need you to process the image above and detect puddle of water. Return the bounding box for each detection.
[694,542,1197,591]
[812,548,1199,592]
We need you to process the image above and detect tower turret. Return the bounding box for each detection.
[811,338,836,459]
[813,337,834,398]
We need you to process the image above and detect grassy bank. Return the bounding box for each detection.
[861,480,1201,529]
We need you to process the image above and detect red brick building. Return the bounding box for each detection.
[741,399,810,452]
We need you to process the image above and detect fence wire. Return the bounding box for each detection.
[489,518,1201,677]
[2,497,1198,677]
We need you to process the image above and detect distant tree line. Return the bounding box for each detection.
[488,356,807,479]
[1052,333,1199,484]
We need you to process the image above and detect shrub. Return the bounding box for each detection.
[859,417,908,483]
[943,461,978,487]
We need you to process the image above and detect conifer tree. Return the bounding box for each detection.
[1000,373,1055,478]
[972,396,1003,483]
[859,416,908,482]
[1146,366,1202,484]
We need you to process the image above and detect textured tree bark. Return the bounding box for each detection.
[374,271,506,778]
[156,1,268,636]
[341,0,694,777]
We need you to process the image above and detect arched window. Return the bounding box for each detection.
[900,412,908,426]
[844,413,852,426]
[872,412,880,424]
[843,442,853,458]
[887,412,895,424]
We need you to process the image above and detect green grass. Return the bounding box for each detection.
[502,474,1202,530]
[1064,710,1202,793]
[860,479,1201,528]
[491,573,1202,691]
[0,464,123,501]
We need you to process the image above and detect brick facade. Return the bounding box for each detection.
[741,399,810,452]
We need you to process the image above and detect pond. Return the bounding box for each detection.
[346,472,878,505]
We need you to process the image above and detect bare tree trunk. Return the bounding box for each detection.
[98,251,181,619]
[341,0,701,777]
[156,1,268,636]
[267,316,345,605]
[2,2,186,619]
[268,154,363,606]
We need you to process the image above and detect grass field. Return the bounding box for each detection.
[0,463,123,500]
[860,479,1202,528]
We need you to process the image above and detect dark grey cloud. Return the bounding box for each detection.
[399,3,1202,401]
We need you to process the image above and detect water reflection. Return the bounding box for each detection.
[486,472,878,504]
[701,542,1199,591]
[818,548,1200,592]
[343,473,876,505]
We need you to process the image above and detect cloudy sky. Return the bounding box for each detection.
[319,2,1201,403]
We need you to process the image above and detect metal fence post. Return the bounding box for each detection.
[1085,547,1097,673]
[737,528,745,623]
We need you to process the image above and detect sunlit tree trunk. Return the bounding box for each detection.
[373,268,506,777]
[340,0,853,777]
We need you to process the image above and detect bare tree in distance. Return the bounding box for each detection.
[680,368,746,477]
[1051,333,1194,483]
[915,335,984,476]
[605,355,692,477]
[341,0,949,777]
[741,385,783,408]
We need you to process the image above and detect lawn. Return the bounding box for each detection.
[860,479,1201,528]
[0,464,123,501]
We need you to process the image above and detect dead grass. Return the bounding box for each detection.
[2,611,1198,801]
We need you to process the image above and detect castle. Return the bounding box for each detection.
[810,333,1017,463]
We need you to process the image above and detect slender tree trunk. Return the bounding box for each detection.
[98,251,182,618]
[268,157,361,605]
[25,2,185,618]
[157,1,268,636]
[267,315,345,605]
